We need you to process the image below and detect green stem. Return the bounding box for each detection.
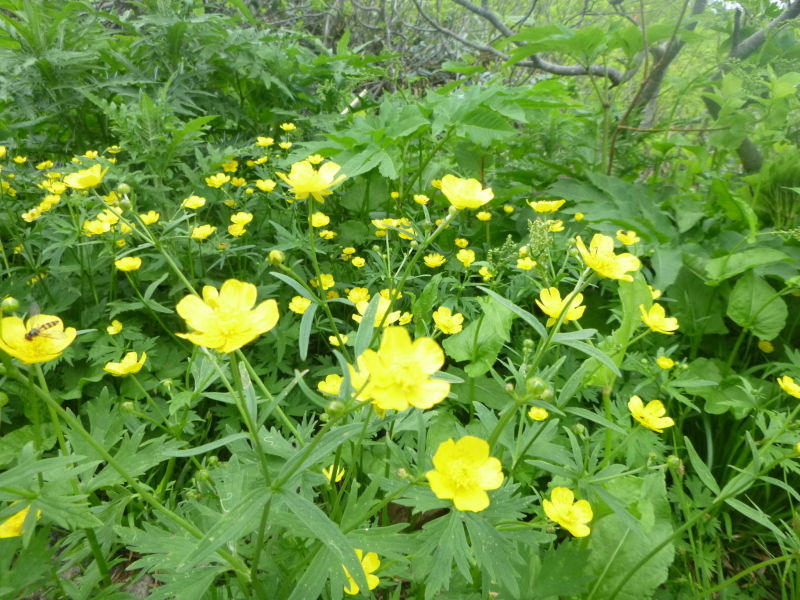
[689,554,797,600]
[249,498,272,600]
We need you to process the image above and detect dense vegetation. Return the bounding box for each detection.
[2,0,800,598]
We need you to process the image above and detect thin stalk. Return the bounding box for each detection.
[689,554,797,600]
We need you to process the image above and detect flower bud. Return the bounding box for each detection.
[518,246,529,258]
[396,467,409,479]
[421,220,433,229]
[568,248,580,258]
[268,250,285,265]
[325,400,345,418]
[207,456,220,467]
[120,401,135,414]
[371,245,381,252]
[117,183,131,195]
[185,490,199,500]
[504,383,515,394]
[573,423,586,435]
[523,339,535,351]
[540,387,554,401]
[0,392,8,408]
[409,241,418,248]
[194,469,210,482]
[640,358,649,365]
[1,297,19,312]
[526,377,549,399]
[448,205,459,215]
[666,455,682,469]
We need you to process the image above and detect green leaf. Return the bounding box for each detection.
[420,511,473,599]
[565,407,625,434]
[477,286,547,339]
[280,492,368,593]
[298,301,318,361]
[413,274,443,337]
[457,107,517,146]
[726,271,787,340]
[442,296,514,377]
[34,495,102,529]
[533,542,595,598]
[725,498,786,541]
[354,294,381,356]
[705,248,791,283]
[147,567,226,600]
[176,487,271,571]
[464,514,522,597]
[683,436,720,495]
[163,433,249,457]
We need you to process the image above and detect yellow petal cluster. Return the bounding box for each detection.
[256,179,276,192]
[343,549,380,595]
[576,234,641,281]
[182,195,206,209]
[778,376,800,399]
[104,351,147,376]
[426,436,503,512]
[352,297,400,328]
[616,229,641,245]
[115,257,142,271]
[440,174,493,209]
[543,487,593,537]
[289,296,312,314]
[456,249,475,268]
[323,464,345,482]
[628,396,674,432]
[191,225,216,240]
[424,253,446,268]
[528,199,565,213]
[640,303,679,334]
[63,164,108,190]
[205,173,230,188]
[140,210,160,225]
[0,505,41,538]
[0,314,76,364]
[277,160,346,203]
[535,288,585,327]
[432,306,464,335]
[176,279,279,353]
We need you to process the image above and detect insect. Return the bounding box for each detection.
[24,302,62,341]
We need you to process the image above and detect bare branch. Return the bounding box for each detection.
[410,0,506,55]
[730,0,800,60]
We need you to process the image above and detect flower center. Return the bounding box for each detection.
[448,458,478,490]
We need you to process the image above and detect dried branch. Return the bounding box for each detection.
[730,0,800,60]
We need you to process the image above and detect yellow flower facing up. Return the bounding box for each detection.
[311,212,330,228]
[317,274,335,290]
[343,549,380,595]
[289,296,312,314]
[256,136,274,147]
[379,288,402,300]
[479,266,493,280]
[616,229,641,245]
[280,122,297,131]
[0,505,41,539]
[36,160,53,170]
[536,288,585,327]
[306,154,323,165]
[231,177,247,187]
[63,164,108,190]
[432,306,464,335]
[323,464,345,483]
[318,374,343,396]
[106,145,122,154]
[640,303,679,335]
[348,288,370,304]
[0,146,5,159]
[528,407,549,421]
[649,285,662,300]
[104,351,147,376]
[0,314,76,364]
[413,194,429,205]
[528,199,565,213]
[456,249,475,268]
[477,211,492,221]
[455,238,469,249]
[191,224,216,240]
[84,150,99,159]
[319,230,337,240]
[330,335,348,346]
[353,297,401,328]
[207,173,232,188]
[657,356,675,370]
[504,205,515,214]
[628,396,674,433]
[277,160,346,203]
[342,247,356,257]
[576,234,641,282]
[360,327,450,411]
[279,141,293,150]
[778,376,800,399]
[426,436,503,512]
[256,179,276,192]
[83,220,111,236]
[140,210,160,225]
[254,156,268,165]
[543,487,593,537]
[758,340,774,353]
[222,160,238,173]
[548,220,565,232]
[231,212,253,227]
[517,257,537,271]
[351,257,366,268]
[182,195,206,209]
[440,174,494,209]
[107,320,123,335]
[424,253,446,268]
[114,257,142,272]
[175,280,279,353]
[13,156,27,163]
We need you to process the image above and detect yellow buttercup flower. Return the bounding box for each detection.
[176,279,279,353]
[289,296,312,314]
[656,356,675,369]
[359,327,449,411]
[778,376,800,399]
[0,314,76,364]
[140,210,160,225]
[36,160,53,170]
[342,247,356,256]
[63,164,108,190]
[254,156,268,165]
[575,212,585,221]
[758,340,774,353]
[351,256,366,268]
[317,274,334,290]
[323,464,345,482]
[640,303,679,334]
[455,238,469,249]
[231,212,253,226]
[456,249,475,268]
[182,195,206,209]
[0,146,6,159]
[311,212,330,227]
[504,205,515,213]
[649,285,662,300]
[544,487,593,537]
[256,136,274,147]
[21,208,42,222]
[97,207,121,225]
[13,156,27,163]
[104,351,147,376]
[280,122,297,131]
[528,199,565,213]
[576,234,641,282]
[114,257,142,272]
[517,257,537,270]
[306,154,323,164]
[279,141,293,150]
[440,174,493,209]
[205,173,231,188]
[548,219,565,232]
[536,288,585,327]
[327,291,340,300]
[352,297,401,328]
[379,288,402,300]
[318,374,343,396]
[191,225,216,240]
[319,230,337,240]
[83,220,111,236]
[84,150,99,159]
[479,266,493,280]
[528,407,549,421]
[426,436,503,512]
[424,253,446,268]
[432,306,464,335]
[256,179,276,192]
[628,396,674,432]
[348,288,370,304]
[476,211,492,221]
[107,320,123,335]
[413,194,429,205]
[41,180,66,194]
[343,549,380,595]
[277,160,346,203]
[616,229,641,245]
[231,177,247,187]
[0,505,41,539]
[329,335,348,346]
[222,160,238,173]
[106,145,122,154]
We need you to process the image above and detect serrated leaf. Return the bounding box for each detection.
[457,107,516,146]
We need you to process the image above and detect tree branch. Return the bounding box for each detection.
[730,0,800,60]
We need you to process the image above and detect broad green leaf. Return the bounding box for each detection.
[477,285,545,338]
[147,567,226,600]
[442,296,513,377]
[413,274,443,337]
[464,514,523,597]
[34,495,102,529]
[726,271,787,340]
[457,107,517,146]
[705,248,791,283]
[725,498,786,541]
[533,543,595,598]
